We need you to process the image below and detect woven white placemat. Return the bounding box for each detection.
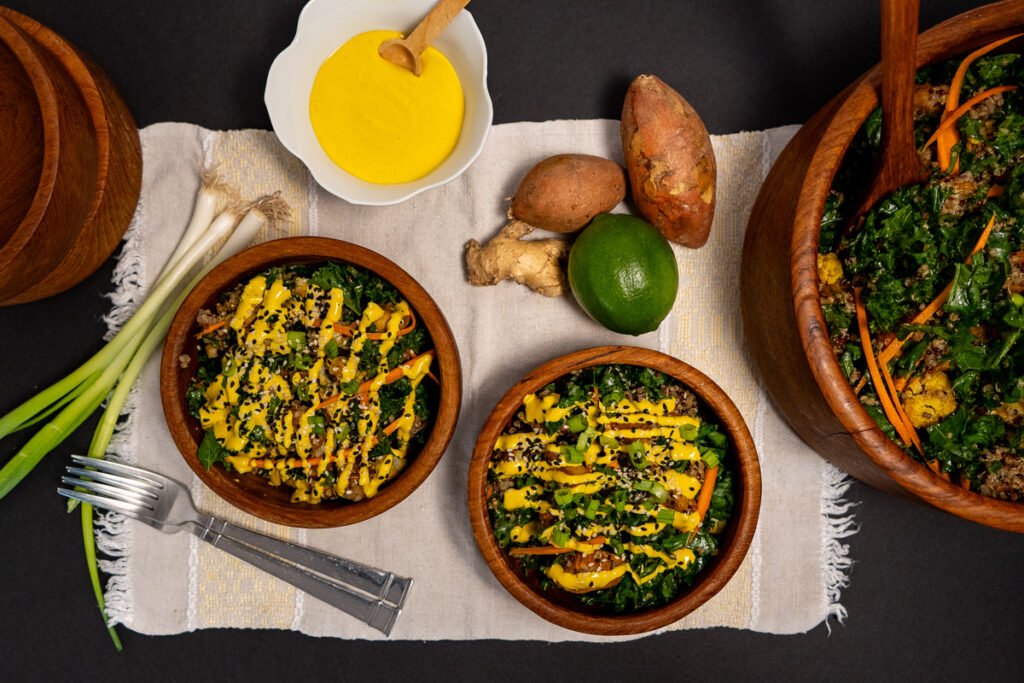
[97,120,855,640]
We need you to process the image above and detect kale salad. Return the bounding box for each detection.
[485,365,734,613]
[819,38,1024,500]
[187,261,436,504]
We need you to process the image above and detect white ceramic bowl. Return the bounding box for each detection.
[265,0,492,206]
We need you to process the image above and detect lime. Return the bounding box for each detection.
[568,213,678,335]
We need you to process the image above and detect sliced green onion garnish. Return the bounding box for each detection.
[566,413,588,433]
[287,330,307,351]
[561,445,584,464]
[551,526,571,547]
[657,508,677,525]
[554,488,574,507]
[678,423,698,441]
[702,450,721,469]
[634,478,654,492]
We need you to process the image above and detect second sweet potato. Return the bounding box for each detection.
[511,154,626,233]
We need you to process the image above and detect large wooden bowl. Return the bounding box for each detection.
[161,237,462,528]
[0,7,141,305]
[741,0,1024,531]
[468,346,761,635]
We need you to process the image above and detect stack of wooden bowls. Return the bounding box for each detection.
[0,7,141,306]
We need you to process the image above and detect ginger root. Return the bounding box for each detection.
[465,220,569,297]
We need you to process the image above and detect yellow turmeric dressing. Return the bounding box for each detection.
[489,384,726,601]
[309,30,464,184]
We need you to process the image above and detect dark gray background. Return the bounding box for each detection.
[1,1,1020,680]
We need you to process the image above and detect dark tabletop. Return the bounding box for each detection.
[1,1,1021,681]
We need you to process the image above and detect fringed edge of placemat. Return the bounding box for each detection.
[821,463,858,631]
[93,129,153,629]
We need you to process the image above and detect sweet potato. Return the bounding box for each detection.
[621,75,716,248]
[510,154,626,233]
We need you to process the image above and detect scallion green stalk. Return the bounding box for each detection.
[73,200,279,649]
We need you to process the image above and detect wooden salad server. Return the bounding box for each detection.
[849,0,929,226]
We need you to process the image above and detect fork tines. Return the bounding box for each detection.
[69,454,166,488]
[57,454,163,517]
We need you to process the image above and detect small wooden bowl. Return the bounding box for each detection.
[161,237,462,528]
[741,0,1024,531]
[0,7,141,305]
[468,346,761,635]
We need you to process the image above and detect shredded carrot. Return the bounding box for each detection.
[924,86,1018,149]
[946,33,1022,115]
[854,375,868,395]
[935,33,1022,171]
[959,474,972,491]
[880,362,923,454]
[195,320,228,338]
[927,458,952,482]
[510,546,573,556]
[334,309,417,341]
[318,393,342,409]
[383,415,404,436]
[855,288,914,447]
[356,350,434,397]
[877,282,953,366]
[695,466,719,521]
[987,184,1005,198]
[970,213,999,260]
[877,214,997,366]
[509,537,608,556]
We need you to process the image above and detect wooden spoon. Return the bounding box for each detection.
[849,0,928,225]
[378,0,471,76]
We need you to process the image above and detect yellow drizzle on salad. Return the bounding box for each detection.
[489,388,715,594]
[196,270,432,504]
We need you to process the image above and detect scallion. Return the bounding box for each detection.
[0,177,289,650]
[566,413,588,433]
[551,526,571,547]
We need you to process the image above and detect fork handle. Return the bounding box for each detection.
[201,517,411,607]
[189,518,400,636]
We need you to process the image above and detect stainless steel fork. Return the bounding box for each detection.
[58,454,412,636]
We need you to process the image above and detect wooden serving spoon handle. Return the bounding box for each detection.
[404,0,471,58]
[851,0,928,222]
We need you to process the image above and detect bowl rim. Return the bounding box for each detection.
[467,345,761,635]
[792,2,1024,529]
[263,0,493,206]
[0,15,59,268]
[160,236,463,528]
[0,6,142,305]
